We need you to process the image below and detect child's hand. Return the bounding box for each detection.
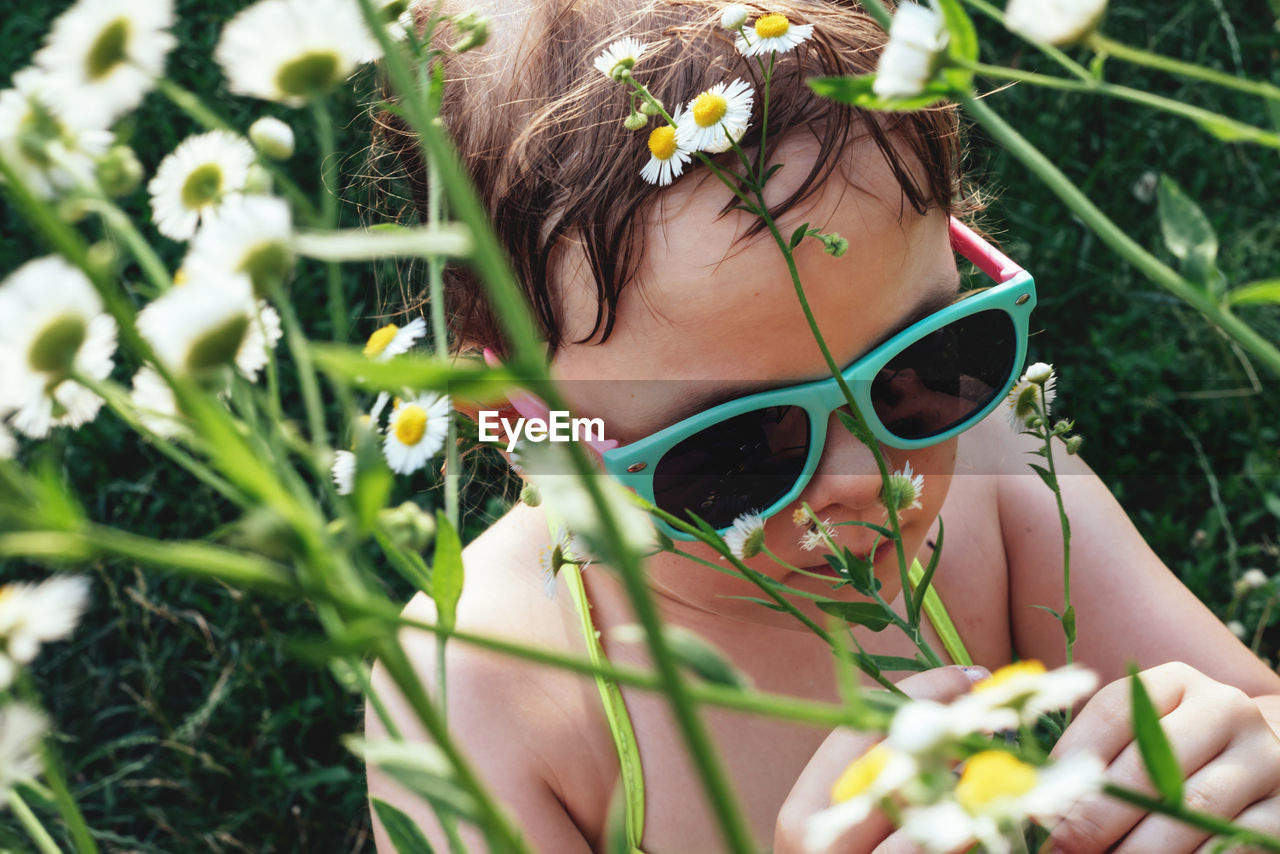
[1048,661,1280,853]
[773,665,989,854]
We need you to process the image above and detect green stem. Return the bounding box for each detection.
[1036,405,1073,667]
[268,281,328,455]
[959,93,1280,377]
[80,197,171,294]
[312,98,349,344]
[1088,33,1280,103]
[7,790,63,854]
[958,60,1280,149]
[1102,784,1280,851]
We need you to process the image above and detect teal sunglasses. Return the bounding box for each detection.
[597,218,1037,539]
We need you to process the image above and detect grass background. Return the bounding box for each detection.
[1,0,1277,850]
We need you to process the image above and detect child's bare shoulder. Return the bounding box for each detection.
[367,504,621,845]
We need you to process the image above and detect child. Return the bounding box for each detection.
[365,1,1280,851]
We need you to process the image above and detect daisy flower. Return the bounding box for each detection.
[720,5,750,30]
[722,511,765,560]
[215,0,381,107]
[248,116,296,160]
[960,660,1098,726]
[1005,0,1108,46]
[129,366,187,438]
[804,744,919,852]
[880,460,924,513]
[1005,363,1056,430]
[0,703,48,796]
[148,130,256,241]
[640,114,692,186]
[184,195,294,298]
[900,751,1106,854]
[33,0,176,129]
[872,2,949,99]
[0,575,91,689]
[734,13,814,57]
[0,69,113,200]
[539,526,585,599]
[0,256,117,439]
[136,274,281,381]
[332,449,357,495]
[383,393,451,475]
[799,517,837,552]
[362,316,427,360]
[592,37,647,80]
[676,78,754,154]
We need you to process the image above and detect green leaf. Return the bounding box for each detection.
[1128,664,1184,803]
[814,600,893,631]
[1190,114,1280,148]
[312,344,515,396]
[834,407,875,446]
[1264,493,1280,520]
[808,75,952,112]
[372,799,436,854]
[911,518,944,620]
[353,428,393,537]
[842,548,876,594]
[936,0,979,66]
[1029,463,1058,493]
[1032,604,1061,621]
[1063,604,1077,646]
[663,626,752,689]
[721,595,788,612]
[789,222,810,250]
[1225,279,1280,307]
[432,512,464,632]
[855,653,928,673]
[1156,175,1222,295]
[348,738,478,821]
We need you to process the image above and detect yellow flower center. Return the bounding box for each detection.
[181,163,224,210]
[956,751,1039,812]
[275,50,342,98]
[28,313,87,375]
[87,17,130,81]
[647,126,678,161]
[973,660,1046,694]
[754,13,791,39]
[173,268,190,287]
[364,323,400,357]
[692,92,729,128]
[830,744,892,804]
[394,405,428,445]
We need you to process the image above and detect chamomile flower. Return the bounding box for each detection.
[804,744,919,852]
[136,274,281,381]
[872,2,949,99]
[0,69,113,200]
[720,5,750,30]
[0,256,117,439]
[900,751,1106,854]
[148,130,256,241]
[0,575,91,689]
[184,195,294,298]
[33,0,176,129]
[539,526,585,599]
[640,114,692,186]
[960,660,1098,726]
[1004,0,1108,46]
[215,0,381,107]
[885,697,1015,756]
[799,517,837,552]
[248,116,296,160]
[723,511,765,560]
[129,366,186,438]
[593,37,647,80]
[332,449,357,495]
[383,393,451,475]
[363,316,427,360]
[676,78,754,154]
[0,703,48,797]
[734,13,814,57]
[1005,363,1056,430]
[881,460,924,513]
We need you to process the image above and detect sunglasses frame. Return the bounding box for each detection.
[598,218,1037,540]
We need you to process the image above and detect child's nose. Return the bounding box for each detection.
[793,407,885,517]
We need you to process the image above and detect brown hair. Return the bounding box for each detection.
[372,0,966,356]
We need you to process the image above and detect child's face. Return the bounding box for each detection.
[550,132,960,621]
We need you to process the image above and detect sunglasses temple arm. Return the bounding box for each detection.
[481,347,621,457]
[948,217,1025,283]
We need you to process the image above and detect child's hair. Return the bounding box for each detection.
[371,0,968,356]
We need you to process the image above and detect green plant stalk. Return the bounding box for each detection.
[958,60,1280,149]
[1036,404,1073,667]
[79,196,172,294]
[959,0,1094,82]
[1101,784,1280,851]
[7,790,63,854]
[958,93,1280,377]
[868,584,945,668]
[267,280,329,455]
[312,99,350,344]
[1087,33,1280,103]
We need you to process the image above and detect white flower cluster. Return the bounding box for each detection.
[806,661,1104,853]
[0,575,91,690]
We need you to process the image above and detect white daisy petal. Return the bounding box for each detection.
[734,13,814,57]
[215,0,381,107]
[872,2,949,99]
[1004,0,1108,46]
[148,130,256,241]
[184,195,294,298]
[331,449,357,495]
[723,511,765,560]
[0,576,91,682]
[592,37,647,80]
[0,69,114,200]
[0,420,15,459]
[362,316,427,361]
[640,110,692,186]
[383,393,451,475]
[676,78,754,154]
[129,366,186,438]
[33,0,177,128]
[136,274,277,381]
[0,256,116,439]
[0,703,48,787]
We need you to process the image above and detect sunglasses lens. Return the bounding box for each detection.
[870,308,1017,441]
[652,405,810,531]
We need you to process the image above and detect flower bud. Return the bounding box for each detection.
[1064,435,1084,455]
[1227,620,1248,640]
[1241,568,1270,591]
[624,111,649,131]
[249,117,295,160]
[1025,362,1055,385]
[720,4,750,30]
[244,163,273,195]
[520,481,542,507]
[820,233,849,257]
[96,144,143,197]
[451,13,490,53]
[872,2,949,99]
[640,99,663,116]
[1005,0,1108,46]
[379,501,437,553]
